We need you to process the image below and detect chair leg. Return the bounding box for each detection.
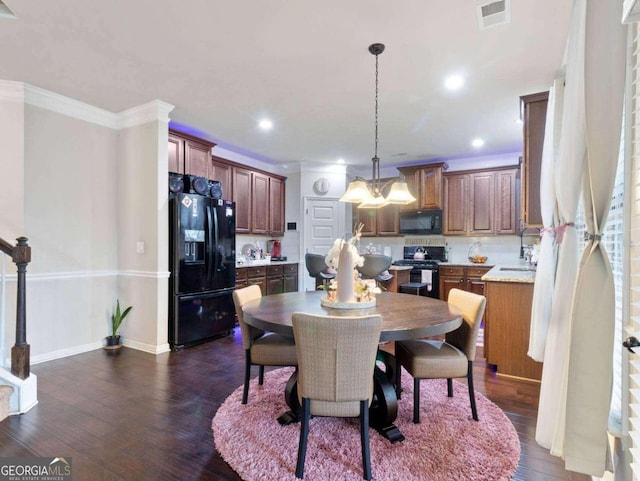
[242,350,251,405]
[296,398,311,479]
[259,365,265,385]
[360,399,372,481]
[467,361,479,421]
[447,378,453,397]
[413,377,421,423]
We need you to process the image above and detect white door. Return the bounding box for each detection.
[302,197,345,291]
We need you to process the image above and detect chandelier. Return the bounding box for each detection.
[340,43,416,209]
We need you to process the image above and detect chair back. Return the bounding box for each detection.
[357,254,392,279]
[445,288,486,361]
[292,312,382,416]
[305,253,329,278]
[232,285,265,350]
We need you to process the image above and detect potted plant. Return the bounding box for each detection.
[105,299,132,350]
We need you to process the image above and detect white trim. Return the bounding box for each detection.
[23,83,119,129]
[116,100,175,129]
[122,338,171,355]
[30,341,103,364]
[623,0,640,24]
[119,270,171,279]
[0,80,24,102]
[1,270,169,282]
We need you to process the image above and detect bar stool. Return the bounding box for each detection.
[399,282,428,296]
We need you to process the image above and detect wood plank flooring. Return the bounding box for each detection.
[0,329,589,480]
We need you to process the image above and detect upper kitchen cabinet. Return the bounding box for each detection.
[397,162,448,211]
[352,178,400,237]
[443,166,518,236]
[233,166,286,236]
[211,155,233,200]
[520,91,548,229]
[168,130,216,177]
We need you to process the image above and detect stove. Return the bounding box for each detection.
[392,246,446,298]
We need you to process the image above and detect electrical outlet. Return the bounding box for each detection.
[136,241,145,254]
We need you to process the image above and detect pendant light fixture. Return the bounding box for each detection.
[340,43,416,209]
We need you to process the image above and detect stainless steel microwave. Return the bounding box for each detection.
[398,209,442,235]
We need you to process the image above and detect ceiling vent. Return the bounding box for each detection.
[476,0,510,30]
[0,0,16,19]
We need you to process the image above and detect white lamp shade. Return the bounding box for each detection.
[358,194,389,209]
[339,180,375,204]
[385,182,417,205]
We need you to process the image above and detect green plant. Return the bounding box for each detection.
[111,300,133,338]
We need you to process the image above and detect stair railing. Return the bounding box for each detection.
[0,236,31,379]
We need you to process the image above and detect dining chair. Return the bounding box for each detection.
[292,312,383,481]
[394,288,486,423]
[232,285,297,404]
[357,254,393,283]
[304,253,336,288]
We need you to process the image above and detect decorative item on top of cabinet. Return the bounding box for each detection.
[520,91,548,229]
[168,130,216,178]
[397,162,448,211]
[443,166,518,236]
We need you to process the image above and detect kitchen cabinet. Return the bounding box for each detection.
[520,91,548,229]
[251,172,270,235]
[268,176,285,236]
[378,268,410,293]
[439,264,491,322]
[484,280,542,380]
[233,167,253,234]
[443,167,518,236]
[168,130,216,177]
[233,167,286,236]
[236,263,298,296]
[398,162,447,211]
[211,155,233,200]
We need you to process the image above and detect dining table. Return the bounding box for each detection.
[241,290,463,443]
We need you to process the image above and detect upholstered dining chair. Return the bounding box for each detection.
[394,288,486,423]
[292,312,383,481]
[232,285,297,404]
[304,253,336,288]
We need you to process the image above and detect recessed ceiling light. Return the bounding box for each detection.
[472,138,485,148]
[444,75,465,91]
[258,119,273,130]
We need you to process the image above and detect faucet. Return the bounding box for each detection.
[519,226,540,259]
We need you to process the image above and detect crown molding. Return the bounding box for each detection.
[116,100,175,129]
[0,80,25,102]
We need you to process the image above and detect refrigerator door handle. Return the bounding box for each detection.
[206,204,214,281]
[213,204,221,273]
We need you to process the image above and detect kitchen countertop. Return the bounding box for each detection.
[389,265,413,271]
[481,265,537,283]
[236,259,299,268]
[439,261,495,268]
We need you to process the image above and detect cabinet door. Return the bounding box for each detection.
[443,174,467,235]
[269,177,285,236]
[376,205,399,236]
[252,172,270,235]
[495,169,517,234]
[266,276,284,296]
[521,92,548,228]
[354,206,377,236]
[211,158,233,200]
[247,277,266,294]
[439,276,464,301]
[184,139,211,178]
[469,172,495,234]
[233,167,252,233]
[420,167,442,209]
[168,135,184,174]
[283,274,298,293]
[398,169,420,211]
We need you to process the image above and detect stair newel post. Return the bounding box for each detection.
[11,236,30,379]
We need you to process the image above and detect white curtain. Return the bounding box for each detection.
[528,80,563,361]
[535,0,627,476]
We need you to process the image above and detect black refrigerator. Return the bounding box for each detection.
[169,192,236,350]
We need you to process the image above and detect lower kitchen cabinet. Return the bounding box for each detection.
[236,263,298,296]
[484,281,542,381]
[439,265,491,301]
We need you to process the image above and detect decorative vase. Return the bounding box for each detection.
[336,242,355,303]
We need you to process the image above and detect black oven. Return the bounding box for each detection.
[392,246,445,299]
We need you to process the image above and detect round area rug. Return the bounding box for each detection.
[212,367,520,481]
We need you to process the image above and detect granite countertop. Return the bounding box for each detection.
[481,265,537,283]
[440,261,495,268]
[236,259,298,268]
[389,265,413,271]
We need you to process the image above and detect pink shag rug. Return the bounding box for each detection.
[212,367,520,481]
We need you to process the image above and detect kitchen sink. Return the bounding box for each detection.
[500,267,536,272]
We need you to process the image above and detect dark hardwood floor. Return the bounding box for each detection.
[0,329,589,481]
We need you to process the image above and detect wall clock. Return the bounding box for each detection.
[313,177,330,195]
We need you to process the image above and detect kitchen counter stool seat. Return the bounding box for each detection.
[232,285,297,404]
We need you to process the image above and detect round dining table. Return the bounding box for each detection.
[241,290,463,443]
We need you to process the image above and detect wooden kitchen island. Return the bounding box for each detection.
[482,266,542,381]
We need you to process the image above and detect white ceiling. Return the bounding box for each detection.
[0,0,572,169]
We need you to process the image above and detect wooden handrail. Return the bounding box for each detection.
[0,236,31,379]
